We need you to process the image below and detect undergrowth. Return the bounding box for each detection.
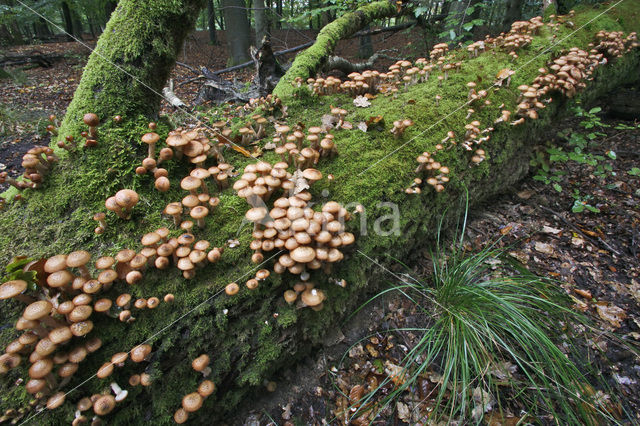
[339,207,630,424]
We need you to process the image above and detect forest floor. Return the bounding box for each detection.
[1,30,639,425]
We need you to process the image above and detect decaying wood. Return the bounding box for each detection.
[0,51,67,68]
[195,37,285,105]
[323,49,400,74]
[162,79,186,108]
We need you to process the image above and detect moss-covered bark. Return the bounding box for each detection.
[57,0,206,139]
[0,3,639,425]
[272,0,399,100]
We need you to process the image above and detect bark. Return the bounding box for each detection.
[57,0,206,137]
[254,0,268,47]
[273,0,399,100]
[503,0,524,31]
[207,0,218,44]
[358,24,374,59]
[61,1,75,41]
[222,0,252,64]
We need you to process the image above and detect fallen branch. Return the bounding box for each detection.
[0,51,67,68]
[273,0,402,99]
[162,79,186,108]
[324,49,400,74]
[207,21,413,77]
[537,205,623,257]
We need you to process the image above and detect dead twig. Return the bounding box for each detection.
[536,205,623,257]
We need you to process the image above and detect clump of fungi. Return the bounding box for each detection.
[174,356,216,423]
[105,189,139,220]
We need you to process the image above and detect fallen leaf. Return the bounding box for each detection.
[263,142,276,150]
[574,288,592,299]
[291,170,309,195]
[231,145,253,157]
[357,122,368,132]
[516,189,535,199]
[541,225,562,235]
[596,302,626,328]
[534,241,554,255]
[396,401,410,422]
[341,121,353,130]
[321,114,337,130]
[364,93,377,99]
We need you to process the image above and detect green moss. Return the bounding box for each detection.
[273,0,398,100]
[56,0,205,144]
[0,4,639,424]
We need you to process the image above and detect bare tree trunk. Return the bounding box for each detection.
[503,0,524,30]
[358,24,373,59]
[222,0,252,64]
[207,0,218,44]
[276,0,282,29]
[254,0,268,46]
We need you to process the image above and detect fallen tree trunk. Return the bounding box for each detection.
[0,4,639,426]
[0,51,67,68]
[273,0,400,99]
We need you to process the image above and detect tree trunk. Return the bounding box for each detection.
[58,0,206,137]
[222,0,252,64]
[503,0,524,30]
[276,0,282,28]
[273,0,398,100]
[207,0,218,44]
[254,0,268,47]
[358,24,374,59]
[61,1,75,41]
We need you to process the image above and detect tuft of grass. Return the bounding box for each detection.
[340,210,626,425]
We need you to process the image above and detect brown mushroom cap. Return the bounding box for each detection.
[83,113,99,127]
[44,254,67,273]
[174,408,189,424]
[114,189,139,209]
[66,250,91,268]
[97,362,114,379]
[290,246,316,263]
[70,305,93,323]
[49,326,73,344]
[70,320,94,337]
[95,256,115,270]
[141,132,160,145]
[23,300,53,321]
[94,298,113,313]
[111,351,129,365]
[182,392,203,413]
[130,344,152,362]
[46,392,66,410]
[198,380,216,398]
[192,354,210,372]
[93,395,116,416]
[301,288,325,307]
[0,280,28,300]
[225,282,239,296]
[29,358,54,379]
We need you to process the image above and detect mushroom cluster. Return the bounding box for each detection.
[173,356,216,424]
[390,119,414,139]
[105,189,139,220]
[3,146,60,190]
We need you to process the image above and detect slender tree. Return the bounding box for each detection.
[254,0,268,47]
[207,0,218,44]
[221,0,251,64]
[503,0,524,30]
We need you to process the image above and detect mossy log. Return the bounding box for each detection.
[57,0,205,138]
[0,3,639,425]
[272,0,399,100]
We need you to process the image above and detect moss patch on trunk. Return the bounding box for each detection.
[0,4,639,424]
